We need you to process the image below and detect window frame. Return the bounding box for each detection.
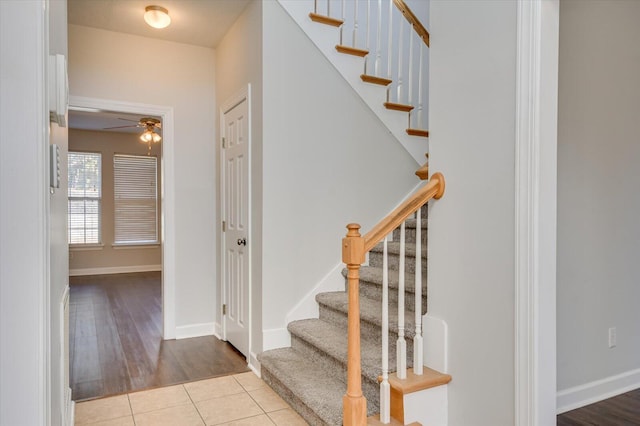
[67,150,103,246]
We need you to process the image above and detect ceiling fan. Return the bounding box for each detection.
[103,117,162,131]
[103,117,162,152]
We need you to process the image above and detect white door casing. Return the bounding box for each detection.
[221,89,250,358]
[68,96,176,340]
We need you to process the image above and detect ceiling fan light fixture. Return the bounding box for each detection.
[144,5,171,29]
[140,129,154,143]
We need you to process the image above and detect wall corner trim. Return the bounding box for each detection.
[514,0,559,425]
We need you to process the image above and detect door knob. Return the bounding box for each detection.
[237,238,247,246]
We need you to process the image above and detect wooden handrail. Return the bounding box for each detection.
[342,172,444,425]
[393,0,430,47]
[342,173,445,426]
[364,172,445,252]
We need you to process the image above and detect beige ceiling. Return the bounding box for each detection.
[67,0,252,48]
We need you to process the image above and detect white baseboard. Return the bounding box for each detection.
[249,352,261,377]
[175,322,215,340]
[285,262,345,324]
[557,367,640,414]
[423,314,448,374]
[69,264,162,276]
[263,328,291,351]
[213,321,223,339]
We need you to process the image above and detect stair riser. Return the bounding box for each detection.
[290,335,381,413]
[369,250,427,273]
[358,281,427,315]
[318,304,416,364]
[260,366,332,426]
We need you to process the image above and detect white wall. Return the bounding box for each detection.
[260,1,420,346]
[1,1,50,424]
[427,1,517,425]
[68,25,217,333]
[405,0,429,27]
[214,0,263,363]
[557,0,640,409]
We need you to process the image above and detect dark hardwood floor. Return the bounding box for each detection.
[69,272,249,401]
[557,388,640,425]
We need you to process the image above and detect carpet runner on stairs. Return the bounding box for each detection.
[259,209,427,426]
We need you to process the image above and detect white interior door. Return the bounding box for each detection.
[222,97,249,357]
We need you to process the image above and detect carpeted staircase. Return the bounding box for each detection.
[259,207,428,426]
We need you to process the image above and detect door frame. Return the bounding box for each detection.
[514,1,559,424]
[68,96,177,339]
[219,84,252,361]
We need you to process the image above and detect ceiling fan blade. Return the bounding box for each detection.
[103,124,138,130]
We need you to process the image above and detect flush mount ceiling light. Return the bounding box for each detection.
[144,5,171,29]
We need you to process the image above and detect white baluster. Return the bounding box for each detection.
[396,221,407,380]
[340,0,345,45]
[387,0,393,79]
[381,235,391,423]
[414,210,423,375]
[408,26,414,106]
[352,0,358,47]
[314,0,318,14]
[366,0,371,48]
[375,0,382,76]
[396,17,404,103]
[327,0,330,17]
[417,42,424,130]
[365,0,371,74]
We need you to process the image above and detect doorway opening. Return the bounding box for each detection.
[67,103,170,400]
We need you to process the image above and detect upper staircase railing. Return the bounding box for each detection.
[342,172,446,425]
[311,0,430,134]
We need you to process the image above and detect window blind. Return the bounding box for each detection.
[114,154,158,244]
[68,152,102,244]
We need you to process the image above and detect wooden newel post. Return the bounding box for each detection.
[342,223,367,426]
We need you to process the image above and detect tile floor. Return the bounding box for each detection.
[74,372,309,426]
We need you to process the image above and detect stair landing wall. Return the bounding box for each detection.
[260,0,420,352]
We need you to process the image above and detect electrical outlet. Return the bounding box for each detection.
[608,327,617,348]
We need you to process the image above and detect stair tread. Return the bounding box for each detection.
[289,318,408,384]
[388,367,452,394]
[407,128,429,137]
[361,74,393,86]
[336,44,369,57]
[309,12,344,27]
[343,266,425,294]
[370,241,427,258]
[384,102,414,112]
[316,292,417,337]
[259,347,349,426]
